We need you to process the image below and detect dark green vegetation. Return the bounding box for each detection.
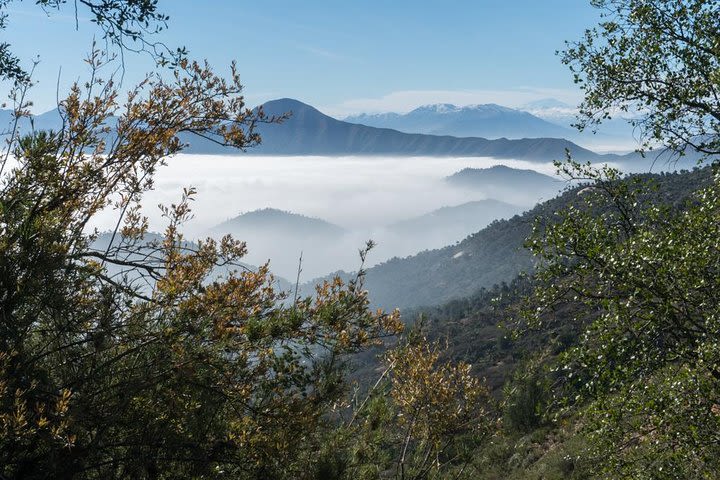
[2,0,720,479]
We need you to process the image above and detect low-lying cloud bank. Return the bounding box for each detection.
[93,155,568,279]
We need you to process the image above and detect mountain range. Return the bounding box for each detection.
[344,103,574,139]
[2,101,606,163]
[237,99,621,163]
[5,99,704,169]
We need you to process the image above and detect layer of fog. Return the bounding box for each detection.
[93,155,567,280]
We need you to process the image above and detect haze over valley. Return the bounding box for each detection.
[92,154,565,279]
[79,96,697,281]
[9,97,658,282]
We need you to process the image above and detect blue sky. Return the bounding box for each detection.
[3,0,601,116]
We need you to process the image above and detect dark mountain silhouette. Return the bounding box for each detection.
[229,98,617,163]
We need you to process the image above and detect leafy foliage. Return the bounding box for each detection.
[0,46,408,478]
[522,161,720,476]
[339,334,494,480]
[0,0,185,83]
[563,0,720,157]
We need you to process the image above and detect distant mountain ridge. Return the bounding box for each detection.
[3,99,646,164]
[387,199,523,245]
[344,98,651,153]
[233,98,614,163]
[212,208,345,238]
[0,107,116,142]
[344,102,575,140]
[0,107,64,134]
[445,165,564,204]
[209,208,347,280]
[446,165,559,187]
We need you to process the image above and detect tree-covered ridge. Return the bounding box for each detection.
[381,162,718,478]
[357,165,713,310]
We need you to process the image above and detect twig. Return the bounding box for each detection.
[293,251,303,305]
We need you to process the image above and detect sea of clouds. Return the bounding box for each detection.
[92,155,565,279]
[101,155,559,230]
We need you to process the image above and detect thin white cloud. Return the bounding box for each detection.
[525,106,580,119]
[295,45,349,62]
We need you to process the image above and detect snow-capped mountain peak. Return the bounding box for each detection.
[411,103,459,114]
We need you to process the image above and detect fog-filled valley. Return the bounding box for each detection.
[86,144,703,306]
[91,154,569,280]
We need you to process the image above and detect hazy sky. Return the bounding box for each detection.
[3,1,602,115]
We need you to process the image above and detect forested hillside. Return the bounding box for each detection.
[382,162,720,478]
[355,165,715,379]
[359,167,713,309]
